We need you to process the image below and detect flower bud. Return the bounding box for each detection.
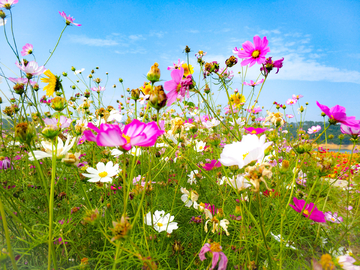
[149,85,167,111]
[225,55,238,67]
[51,96,67,112]
[0,97,2,104]
[147,63,161,83]
[0,10,6,19]
[184,45,191,53]
[42,126,61,139]
[15,122,36,144]
[71,66,76,71]
[131,88,140,101]
[119,78,123,83]
[62,72,67,77]
[84,90,90,98]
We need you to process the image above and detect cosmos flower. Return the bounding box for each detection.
[44,115,71,129]
[16,60,46,78]
[324,212,343,223]
[316,101,360,128]
[164,67,192,106]
[59,11,81,26]
[180,187,199,208]
[247,107,262,114]
[194,140,206,152]
[29,136,76,161]
[307,125,321,134]
[233,35,270,67]
[219,134,272,169]
[226,174,251,191]
[91,86,105,93]
[244,127,267,135]
[286,98,297,105]
[203,160,222,171]
[340,124,360,137]
[144,210,178,233]
[202,118,220,129]
[243,78,264,87]
[199,242,228,270]
[0,156,11,170]
[20,43,33,56]
[167,59,184,70]
[82,161,120,183]
[260,57,284,74]
[292,94,303,100]
[82,119,164,151]
[0,0,18,9]
[289,197,326,223]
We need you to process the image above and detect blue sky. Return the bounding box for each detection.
[1,0,359,121]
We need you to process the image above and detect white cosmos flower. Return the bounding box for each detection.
[144,210,178,233]
[202,118,220,129]
[0,19,7,27]
[188,170,200,185]
[194,140,206,152]
[107,109,123,122]
[180,187,199,208]
[82,161,120,183]
[29,136,76,161]
[229,118,245,127]
[111,147,142,157]
[204,209,230,236]
[219,134,272,169]
[74,68,85,75]
[226,174,252,191]
[270,232,297,250]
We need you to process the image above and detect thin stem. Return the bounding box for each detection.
[44,25,67,66]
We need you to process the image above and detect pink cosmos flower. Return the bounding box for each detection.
[91,86,105,93]
[44,116,71,129]
[8,77,28,84]
[286,98,297,105]
[21,43,33,56]
[224,105,239,115]
[289,197,326,223]
[247,107,262,114]
[307,125,321,134]
[341,124,360,137]
[0,0,18,9]
[337,255,360,270]
[0,157,11,170]
[244,127,267,134]
[260,57,284,74]
[164,67,192,106]
[324,211,343,223]
[286,114,294,119]
[15,60,46,78]
[203,160,222,171]
[316,101,360,128]
[167,59,184,70]
[292,94,303,100]
[59,11,81,26]
[199,243,228,270]
[233,35,270,67]
[243,78,264,87]
[82,119,164,151]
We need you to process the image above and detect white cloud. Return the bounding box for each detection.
[188,29,200,34]
[129,34,146,41]
[115,48,147,54]
[68,35,118,46]
[149,31,166,38]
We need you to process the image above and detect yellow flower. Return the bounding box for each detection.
[181,63,194,77]
[229,93,245,107]
[41,70,57,97]
[140,82,152,95]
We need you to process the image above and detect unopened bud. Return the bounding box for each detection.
[147,63,161,83]
[149,85,167,111]
[51,96,67,112]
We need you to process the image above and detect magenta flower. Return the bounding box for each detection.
[324,211,343,223]
[307,125,321,135]
[164,67,192,106]
[233,35,270,67]
[59,11,81,26]
[289,197,326,223]
[203,160,222,171]
[91,86,105,93]
[316,101,360,128]
[286,98,297,105]
[44,116,71,129]
[341,124,360,137]
[243,78,264,87]
[0,0,18,9]
[199,242,228,270]
[15,60,46,78]
[244,127,267,135]
[260,57,284,74]
[21,43,33,56]
[82,119,164,151]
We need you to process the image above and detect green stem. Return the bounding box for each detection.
[44,25,67,66]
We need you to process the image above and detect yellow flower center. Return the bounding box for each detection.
[303,210,309,216]
[176,83,181,93]
[157,222,163,227]
[252,50,260,58]
[98,171,108,178]
[243,152,249,160]
[199,146,203,150]
[251,130,257,134]
[210,242,222,252]
[331,217,335,221]
[122,134,131,144]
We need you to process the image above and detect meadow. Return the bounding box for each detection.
[1,1,360,269]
